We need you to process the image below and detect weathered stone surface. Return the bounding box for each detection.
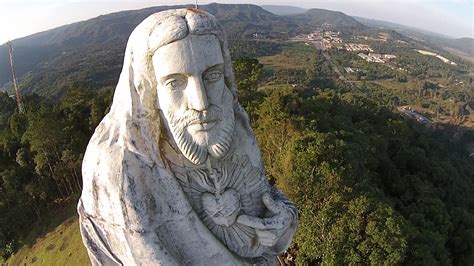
[78,8,297,265]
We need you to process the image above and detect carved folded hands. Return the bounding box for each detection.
[237,193,295,248]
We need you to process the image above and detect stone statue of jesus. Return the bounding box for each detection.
[78,8,297,265]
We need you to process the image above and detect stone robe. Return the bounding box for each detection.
[78,8,297,266]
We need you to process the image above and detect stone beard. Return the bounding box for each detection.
[164,100,235,165]
[78,8,297,266]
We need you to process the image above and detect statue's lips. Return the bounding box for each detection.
[188,118,219,131]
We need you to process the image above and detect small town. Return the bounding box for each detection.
[357,52,397,63]
[295,30,398,61]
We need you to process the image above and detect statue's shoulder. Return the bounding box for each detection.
[231,115,264,169]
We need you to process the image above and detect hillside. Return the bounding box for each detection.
[0,3,363,97]
[1,200,89,266]
[0,5,178,95]
[292,8,367,31]
[445,37,474,56]
[5,217,88,266]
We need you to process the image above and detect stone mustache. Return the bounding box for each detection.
[78,8,297,265]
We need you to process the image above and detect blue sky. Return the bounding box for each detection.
[0,0,472,44]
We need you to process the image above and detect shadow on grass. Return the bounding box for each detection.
[21,195,81,249]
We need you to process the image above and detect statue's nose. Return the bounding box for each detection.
[187,76,209,111]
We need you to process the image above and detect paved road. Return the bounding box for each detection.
[313,40,324,50]
[321,51,347,82]
[311,42,361,85]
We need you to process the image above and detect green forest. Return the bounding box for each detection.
[0,87,112,259]
[238,58,474,264]
[1,57,473,265]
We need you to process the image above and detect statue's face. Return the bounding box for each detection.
[153,34,235,165]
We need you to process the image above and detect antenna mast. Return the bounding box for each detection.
[7,41,25,114]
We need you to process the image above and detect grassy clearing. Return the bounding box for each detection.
[258,84,295,92]
[258,43,317,70]
[371,79,416,91]
[7,217,89,266]
[258,55,302,69]
[5,200,89,266]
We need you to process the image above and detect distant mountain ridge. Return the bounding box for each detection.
[353,16,451,39]
[0,3,365,96]
[261,4,367,32]
[261,5,307,15]
[354,16,474,57]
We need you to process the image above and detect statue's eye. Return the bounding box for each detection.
[164,77,187,90]
[204,70,223,83]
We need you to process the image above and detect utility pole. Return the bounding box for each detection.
[7,41,25,114]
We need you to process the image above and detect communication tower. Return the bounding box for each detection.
[7,41,25,114]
